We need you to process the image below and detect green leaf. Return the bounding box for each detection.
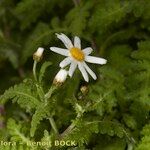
[136,124,150,150]
[94,137,126,150]
[89,0,130,34]
[30,102,54,137]
[0,36,19,69]
[21,22,52,64]
[65,1,93,35]
[123,114,137,130]
[131,41,150,61]
[40,130,53,149]
[39,61,52,84]
[7,119,28,143]
[7,118,37,150]
[14,0,50,29]
[0,79,40,112]
[98,120,125,138]
[64,119,99,146]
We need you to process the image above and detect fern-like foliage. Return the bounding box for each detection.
[135,124,150,150]
[14,0,51,29]
[21,22,52,64]
[30,102,54,137]
[39,61,52,84]
[0,32,19,69]
[89,0,130,35]
[7,118,29,143]
[6,118,36,150]
[40,130,53,149]
[0,79,40,112]
[65,1,93,36]
[63,119,99,146]
[128,41,150,119]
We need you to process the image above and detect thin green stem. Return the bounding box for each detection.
[59,113,81,139]
[59,122,75,139]
[44,86,57,100]
[45,86,58,135]
[49,117,59,135]
[36,84,45,101]
[33,60,38,81]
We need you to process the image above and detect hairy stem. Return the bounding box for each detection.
[45,86,58,135]
[59,123,75,139]
[36,84,45,101]
[59,113,81,139]
[49,117,59,135]
[33,61,38,81]
[44,86,57,100]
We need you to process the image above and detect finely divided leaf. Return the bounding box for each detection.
[0,79,40,112]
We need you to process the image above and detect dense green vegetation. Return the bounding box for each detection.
[0,0,150,149]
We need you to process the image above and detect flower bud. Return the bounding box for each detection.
[80,85,89,95]
[53,69,68,86]
[33,47,44,62]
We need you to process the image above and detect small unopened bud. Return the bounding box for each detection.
[80,85,89,95]
[53,69,68,86]
[33,47,44,62]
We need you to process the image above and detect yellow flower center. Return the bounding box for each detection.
[70,47,85,61]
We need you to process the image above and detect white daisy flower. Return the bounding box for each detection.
[50,33,107,82]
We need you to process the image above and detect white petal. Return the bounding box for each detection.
[54,69,68,83]
[85,56,107,64]
[56,33,73,49]
[82,47,93,55]
[68,62,77,77]
[74,36,81,49]
[35,47,44,57]
[50,47,69,56]
[78,62,89,82]
[59,57,72,68]
[83,62,97,80]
